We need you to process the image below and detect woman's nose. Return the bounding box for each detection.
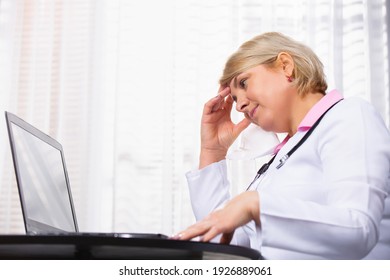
[236,98,249,112]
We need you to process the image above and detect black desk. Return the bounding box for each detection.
[0,235,262,260]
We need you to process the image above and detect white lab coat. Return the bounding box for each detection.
[186,97,390,259]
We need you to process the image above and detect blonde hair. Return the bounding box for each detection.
[220,32,327,95]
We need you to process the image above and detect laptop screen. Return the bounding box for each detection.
[6,112,78,234]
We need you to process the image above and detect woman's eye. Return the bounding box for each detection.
[239,79,247,89]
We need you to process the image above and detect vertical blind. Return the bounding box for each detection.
[0,0,388,236]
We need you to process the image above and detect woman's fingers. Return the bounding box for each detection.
[172,219,233,244]
[211,95,224,113]
[172,192,260,244]
[234,117,251,136]
[204,87,231,114]
[222,94,234,112]
[171,222,210,241]
[171,210,232,243]
[200,226,221,242]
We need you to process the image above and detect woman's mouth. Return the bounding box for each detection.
[249,105,258,119]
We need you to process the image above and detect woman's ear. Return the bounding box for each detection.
[277,52,294,77]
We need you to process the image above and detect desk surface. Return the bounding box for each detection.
[0,234,262,260]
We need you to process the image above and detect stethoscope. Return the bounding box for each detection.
[246,99,343,191]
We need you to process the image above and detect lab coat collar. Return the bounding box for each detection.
[274,89,344,154]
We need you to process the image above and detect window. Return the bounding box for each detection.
[0,0,388,235]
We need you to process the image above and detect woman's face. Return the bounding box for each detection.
[229,64,295,133]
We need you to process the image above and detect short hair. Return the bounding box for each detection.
[219,32,328,95]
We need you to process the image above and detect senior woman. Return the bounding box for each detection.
[172,32,390,259]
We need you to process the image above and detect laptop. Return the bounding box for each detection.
[5,111,167,239]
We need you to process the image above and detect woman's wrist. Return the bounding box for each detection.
[199,148,227,169]
[246,191,260,225]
